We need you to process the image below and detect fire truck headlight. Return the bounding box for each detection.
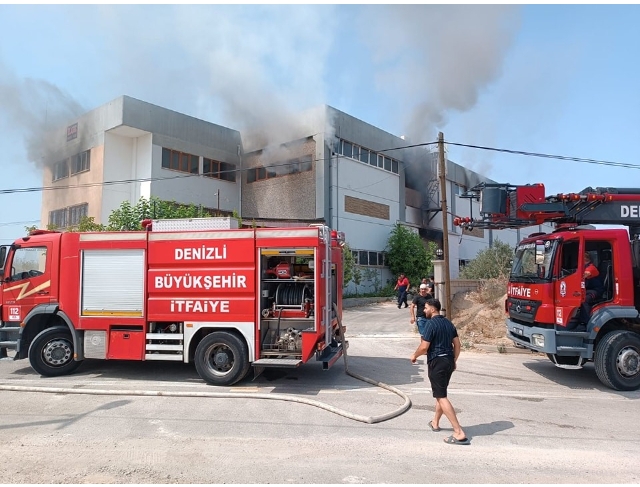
[531,334,545,348]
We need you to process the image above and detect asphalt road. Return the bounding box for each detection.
[0,302,639,483]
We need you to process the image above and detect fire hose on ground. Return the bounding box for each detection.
[0,306,412,424]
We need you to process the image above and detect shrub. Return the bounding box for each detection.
[460,239,513,280]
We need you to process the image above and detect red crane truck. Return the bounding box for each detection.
[0,217,346,386]
[454,183,640,391]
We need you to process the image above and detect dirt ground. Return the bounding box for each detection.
[450,283,510,350]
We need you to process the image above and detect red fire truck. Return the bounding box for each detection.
[455,183,640,391]
[0,218,346,386]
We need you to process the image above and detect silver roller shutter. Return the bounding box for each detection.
[81,249,145,316]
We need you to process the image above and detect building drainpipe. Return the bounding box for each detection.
[237,145,242,217]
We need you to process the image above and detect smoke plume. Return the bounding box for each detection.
[0,58,85,167]
[358,5,520,142]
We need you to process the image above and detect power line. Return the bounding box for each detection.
[0,219,40,227]
[445,141,640,170]
[1,139,637,196]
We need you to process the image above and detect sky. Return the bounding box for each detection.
[1,4,639,243]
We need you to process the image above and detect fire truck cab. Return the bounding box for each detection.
[455,183,640,391]
[0,218,346,386]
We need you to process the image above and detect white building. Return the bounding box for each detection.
[40,96,549,293]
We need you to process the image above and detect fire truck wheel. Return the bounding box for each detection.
[194,332,250,386]
[595,330,640,391]
[28,327,82,377]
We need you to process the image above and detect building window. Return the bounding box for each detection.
[162,148,199,174]
[68,203,88,226]
[336,138,400,176]
[53,161,69,181]
[49,203,88,229]
[247,155,312,184]
[360,149,370,164]
[71,150,90,175]
[203,158,236,182]
[49,208,67,228]
[203,158,219,179]
[453,184,467,196]
[342,141,353,158]
[351,249,385,267]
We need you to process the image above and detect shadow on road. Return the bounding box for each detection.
[521,359,619,393]
[0,399,131,431]
[464,420,514,438]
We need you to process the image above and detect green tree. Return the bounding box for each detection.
[385,223,431,290]
[76,216,106,232]
[460,239,514,279]
[352,266,363,295]
[107,197,217,231]
[342,242,355,289]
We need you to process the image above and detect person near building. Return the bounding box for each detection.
[410,284,432,335]
[410,298,469,445]
[395,273,410,309]
[425,275,435,297]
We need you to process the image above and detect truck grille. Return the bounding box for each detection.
[507,298,541,323]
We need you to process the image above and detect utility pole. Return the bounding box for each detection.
[438,132,452,318]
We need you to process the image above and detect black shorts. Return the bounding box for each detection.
[427,355,455,398]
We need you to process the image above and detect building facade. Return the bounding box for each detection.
[40,96,548,293]
[41,96,242,229]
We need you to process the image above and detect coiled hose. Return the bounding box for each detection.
[0,307,412,424]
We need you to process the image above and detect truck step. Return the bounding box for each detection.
[0,327,21,333]
[252,358,302,368]
[145,344,183,351]
[555,331,590,338]
[146,333,184,340]
[144,354,184,361]
[556,346,587,352]
[0,341,17,348]
[315,342,347,370]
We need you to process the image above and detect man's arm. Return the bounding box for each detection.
[410,299,416,323]
[410,339,430,363]
[452,336,461,370]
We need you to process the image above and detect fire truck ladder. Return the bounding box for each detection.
[315,225,344,370]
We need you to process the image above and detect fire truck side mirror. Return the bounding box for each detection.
[0,245,8,277]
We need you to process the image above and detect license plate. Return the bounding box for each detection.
[513,327,523,335]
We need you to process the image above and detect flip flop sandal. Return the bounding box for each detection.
[444,435,470,445]
[428,421,441,432]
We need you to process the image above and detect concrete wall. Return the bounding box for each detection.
[242,137,317,219]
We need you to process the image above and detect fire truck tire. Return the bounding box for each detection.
[194,332,250,386]
[594,330,640,391]
[28,327,82,377]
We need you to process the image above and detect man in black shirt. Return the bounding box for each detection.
[410,298,469,445]
[410,284,431,336]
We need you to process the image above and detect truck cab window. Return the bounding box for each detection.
[559,240,579,277]
[9,247,47,281]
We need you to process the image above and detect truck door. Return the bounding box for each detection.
[554,239,583,327]
[2,244,52,324]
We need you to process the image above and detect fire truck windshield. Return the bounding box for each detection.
[510,239,556,282]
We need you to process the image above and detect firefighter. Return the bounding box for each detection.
[577,252,604,328]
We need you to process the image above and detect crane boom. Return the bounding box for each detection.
[454,182,640,234]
